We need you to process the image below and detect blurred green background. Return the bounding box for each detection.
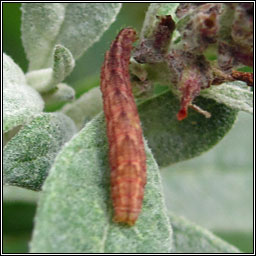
[3,3,253,253]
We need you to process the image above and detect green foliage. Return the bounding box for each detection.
[21,3,121,105]
[3,2,252,254]
[30,115,172,253]
[50,45,75,88]
[62,87,103,129]
[26,44,75,93]
[138,91,238,167]
[61,88,238,168]
[42,83,75,105]
[201,81,253,114]
[3,53,44,132]
[22,3,122,70]
[3,113,77,190]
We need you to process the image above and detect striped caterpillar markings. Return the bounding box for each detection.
[100,28,146,226]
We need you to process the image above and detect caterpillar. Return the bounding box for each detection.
[100,28,146,226]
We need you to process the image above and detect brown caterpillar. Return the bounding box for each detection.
[100,28,146,226]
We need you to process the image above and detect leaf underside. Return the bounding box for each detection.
[138,90,238,167]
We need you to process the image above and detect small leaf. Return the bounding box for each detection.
[140,3,179,39]
[25,68,53,92]
[26,45,75,93]
[201,81,253,114]
[3,113,77,191]
[22,3,122,70]
[50,45,75,87]
[30,114,172,253]
[61,87,103,129]
[170,213,240,253]
[3,53,44,133]
[138,90,238,167]
[43,83,75,105]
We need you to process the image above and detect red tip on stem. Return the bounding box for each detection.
[177,108,187,121]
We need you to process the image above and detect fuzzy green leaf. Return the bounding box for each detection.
[43,83,75,105]
[21,3,65,71]
[51,45,75,87]
[25,68,52,92]
[201,81,253,114]
[30,115,172,253]
[26,44,75,93]
[170,213,240,253]
[3,113,77,191]
[61,87,103,129]
[138,91,238,167]
[3,53,44,133]
[22,3,122,70]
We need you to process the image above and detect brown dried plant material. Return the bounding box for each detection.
[153,15,175,54]
[133,15,175,64]
[231,70,253,87]
[100,28,147,226]
[166,50,213,121]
